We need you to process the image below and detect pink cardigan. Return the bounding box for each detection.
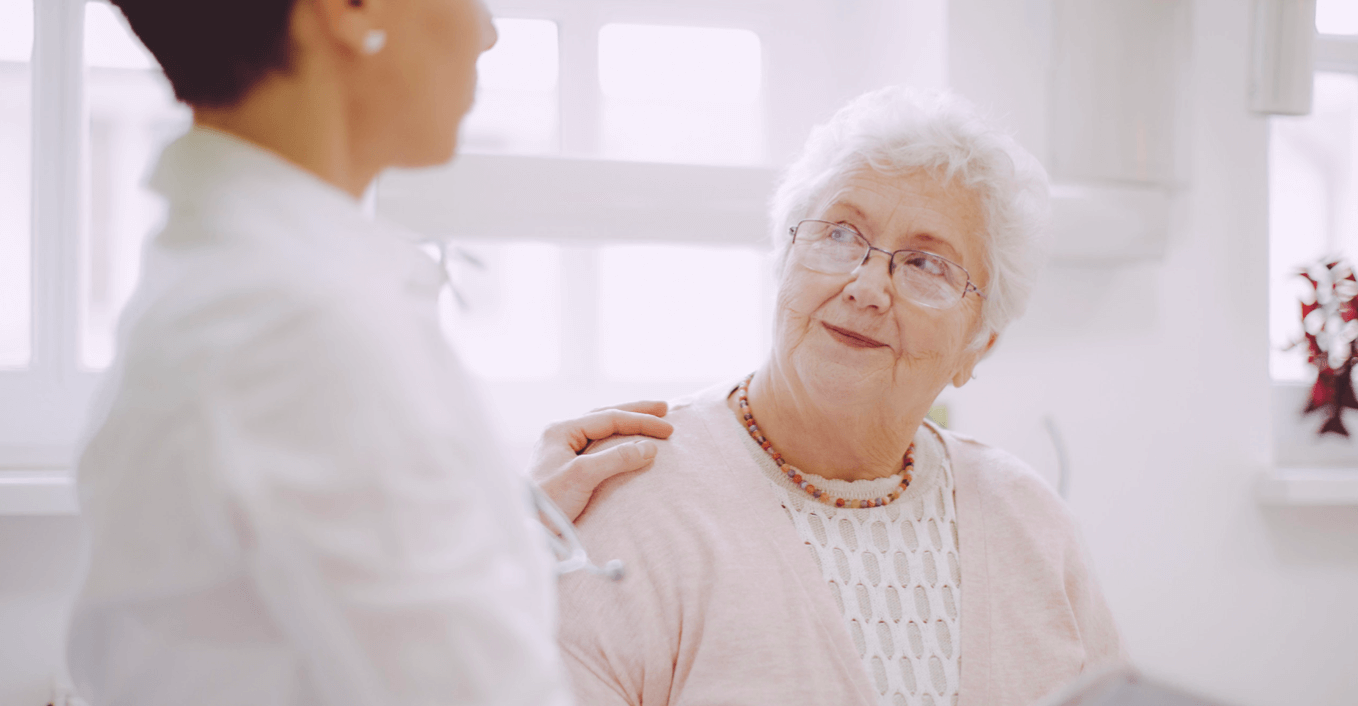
[557,382,1123,705]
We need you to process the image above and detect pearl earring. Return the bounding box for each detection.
[363,29,387,55]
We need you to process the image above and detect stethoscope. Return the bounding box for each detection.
[530,483,626,581]
[427,238,625,582]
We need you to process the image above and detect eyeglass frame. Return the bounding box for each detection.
[788,219,988,309]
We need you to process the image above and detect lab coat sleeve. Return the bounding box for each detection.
[207,294,569,706]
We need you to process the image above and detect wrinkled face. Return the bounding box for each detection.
[372,0,496,166]
[773,166,990,411]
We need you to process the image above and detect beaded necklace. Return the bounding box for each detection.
[736,373,914,509]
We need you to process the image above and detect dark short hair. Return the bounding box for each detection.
[110,0,299,107]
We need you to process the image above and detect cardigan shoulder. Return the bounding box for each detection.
[557,381,879,706]
[942,428,1124,702]
[941,428,1081,548]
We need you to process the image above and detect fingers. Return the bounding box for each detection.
[595,409,674,440]
[548,409,675,453]
[589,400,668,417]
[570,439,659,486]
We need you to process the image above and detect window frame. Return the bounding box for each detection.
[0,0,90,462]
[0,0,953,513]
[1265,32,1358,496]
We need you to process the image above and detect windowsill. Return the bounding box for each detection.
[1257,468,1358,506]
[0,470,78,516]
[1265,382,1358,505]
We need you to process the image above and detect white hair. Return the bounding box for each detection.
[769,86,1051,347]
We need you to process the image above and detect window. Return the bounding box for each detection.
[81,0,188,368]
[1269,73,1358,381]
[0,0,950,480]
[460,19,560,155]
[0,0,32,368]
[438,241,563,380]
[1316,0,1358,35]
[402,14,780,465]
[597,244,769,382]
[1268,0,1358,381]
[1266,0,1358,470]
[597,24,764,166]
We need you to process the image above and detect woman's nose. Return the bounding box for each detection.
[480,5,498,52]
[842,250,894,310]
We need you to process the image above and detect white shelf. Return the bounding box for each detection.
[0,470,78,516]
[1256,468,1358,506]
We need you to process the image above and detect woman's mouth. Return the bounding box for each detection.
[821,322,887,349]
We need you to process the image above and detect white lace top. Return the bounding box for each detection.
[736,419,962,706]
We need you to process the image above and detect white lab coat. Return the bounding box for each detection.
[67,127,571,706]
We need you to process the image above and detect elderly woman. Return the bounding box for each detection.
[554,87,1122,706]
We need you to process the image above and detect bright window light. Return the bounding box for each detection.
[477,18,559,91]
[84,1,158,70]
[437,241,562,381]
[597,24,765,166]
[0,0,32,62]
[598,244,768,382]
[598,24,762,103]
[460,18,559,155]
[1269,73,1358,380]
[0,0,32,368]
[1317,0,1358,35]
[82,0,189,368]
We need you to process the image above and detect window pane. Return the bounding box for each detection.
[1317,0,1358,35]
[598,244,768,382]
[459,18,559,155]
[598,24,764,166]
[0,0,32,368]
[82,1,189,368]
[437,241,561,380]
[1269,73,1358,380]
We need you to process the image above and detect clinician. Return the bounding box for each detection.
[65,1,671,704]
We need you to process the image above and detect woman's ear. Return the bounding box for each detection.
[951,332,998,387]
[305,0,387,57]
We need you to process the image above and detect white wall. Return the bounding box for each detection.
[948,0,1358,704]
[0,518,82,705]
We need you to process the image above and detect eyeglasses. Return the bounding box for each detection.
[789,220,986,310]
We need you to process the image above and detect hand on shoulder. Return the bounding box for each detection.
[529,401,675,522]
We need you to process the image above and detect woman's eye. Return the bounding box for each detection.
[829,227,858,244]
[905,254,947,277]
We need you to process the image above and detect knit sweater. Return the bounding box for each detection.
[557,380,1123,706]
[740,418,961,705]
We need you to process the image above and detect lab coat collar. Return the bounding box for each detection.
[150,125,366,227]
[149,125,445,297]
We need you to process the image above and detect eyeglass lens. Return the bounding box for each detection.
[794,221,969,309]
